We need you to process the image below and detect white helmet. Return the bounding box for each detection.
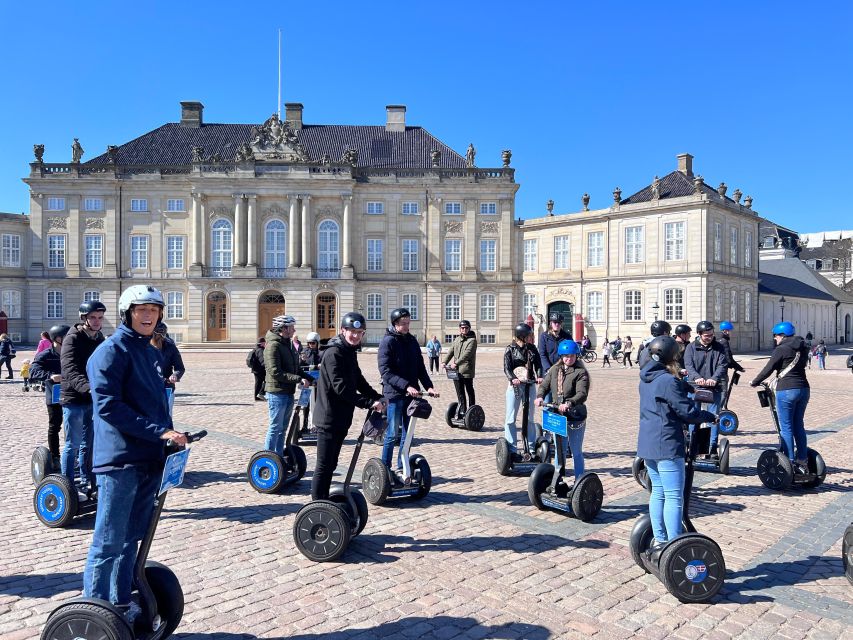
[119,285,165,325]
[271,314,296,331]
[306,332,321,343]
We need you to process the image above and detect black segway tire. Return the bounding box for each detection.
[527,463,555,511]
[293,500,352,562]
[445,402,458,427]
[757,450,793,491]
[632,457,652,493]
[362,458,391,505]
[495,438,512,476]
[571,472,604,522]
[247,450,286,494]
[41,602,132,640]
[34,474,78,528]
[32,446,53,486]
[145,560,184,638]
[286,444,308,482]
[802,448,827,488]
[629,515,654,572]
[410,455,432,500]
[843,523,853,585]
[719,439,730,475]
[329,488,369,536]
[464,405,485,432]
[659,534,726,603]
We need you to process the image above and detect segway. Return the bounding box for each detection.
[528,405,603,521]
[755,382,826,490]
[247,399,309,493]
[41,430,207,640]
[293,411,379,562]
[843,523,853,585]
[629,422,726,603]
[362,392,436,505]
[496,368,550,476]
[291,368,320,446]
[444,367,485,431]
[717,371,741,436]
[31,382,62,485]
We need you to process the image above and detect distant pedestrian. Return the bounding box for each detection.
[247,337,266,401]
[623,336,634,368]
[426,335,442,373]
[601,341,612,368]
[36,331,52,355]
[815,340,828,370]
[0,333,15,378]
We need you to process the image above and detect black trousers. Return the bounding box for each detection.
[312,427,348,500]
[46,403,63,459]
[253,372,265,398]
[1,357,12,377]
[453,377,476,415]
[429,356,440,373]
[624,352,633,367]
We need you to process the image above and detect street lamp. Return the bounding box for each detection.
[652,302,660,322]
[779,296,786,322]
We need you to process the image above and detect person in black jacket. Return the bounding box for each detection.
[60,300,107,490]
[311,312,384,500]
[538,312,572,375]
[151,322,185,413]
[503,323,543,458]
[750,322,811,472]
[718,321,746,375]
[683,320,729,455]
[0,333,14,378]
[247,337,266,400]
[28,325,71,467]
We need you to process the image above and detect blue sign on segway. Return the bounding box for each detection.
[159,448,191,495]
[542,410,567,437]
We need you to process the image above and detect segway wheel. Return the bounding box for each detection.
[527,463,555,511]
[32,446,53,486]
[629,515,654,572]
[410,455,432,500]
[719,439,730,475]
[145,560,184,638]
[362,458,391,505]
[632,457,652,493]
[293,500,352,562]
[464,405,485,432]
[329,488,369,536]
[571,472,604,522]
[843,523,853,585]
[247,450,286,494]
[757,450,793,490]
[445,402,458,427]
[717,410,739,436]
[660,534,726,603]
[41,602,132,640]
[286,444,308,482]
[495,438,512,476]
[801,448,827,488]
[34,474,77,528]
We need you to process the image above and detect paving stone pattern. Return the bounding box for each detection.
[1,348,851,639]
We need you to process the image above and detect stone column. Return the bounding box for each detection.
[191,193,203,268]
[68,195,81,277]
[288,194,299,267]
[246,195,258,267]
[342,195,352,267]
[300,195,312,268]
[233,194,246,267]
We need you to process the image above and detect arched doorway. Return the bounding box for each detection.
[258,291,285,337]
[206,291,228,342]
[316,293,337,341]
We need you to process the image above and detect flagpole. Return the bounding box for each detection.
[277,29,282,117]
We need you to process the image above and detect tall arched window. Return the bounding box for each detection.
[264,219,287,271]
[211,219,233,272]
[317,219,340,277]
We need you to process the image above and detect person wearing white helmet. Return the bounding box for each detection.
[300,331,322,369]
[82,285,188,624]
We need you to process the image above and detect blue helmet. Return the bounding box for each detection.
[557,340,580,356]
[772,321,795,336]
[720,321,734,331]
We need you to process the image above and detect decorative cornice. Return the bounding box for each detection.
[47,216,67,230]
[445,221,463,234]
[85,217,105,230]
[480,221,500,234]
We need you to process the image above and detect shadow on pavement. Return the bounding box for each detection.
[724,554,843,602]
[182,470,246,488]
[162,501,301,523]
[0,572,82,597]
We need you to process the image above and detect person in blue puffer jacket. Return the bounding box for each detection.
[637,336,716,553]
[82,285,188,625]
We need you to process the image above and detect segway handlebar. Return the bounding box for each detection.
[186,430,208,443]
[413,391,440,398]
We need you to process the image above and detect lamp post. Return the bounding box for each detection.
[652,302,660,322]
[779,296,786,322]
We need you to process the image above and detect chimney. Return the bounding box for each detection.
[386,105,406,132]
[285,103,303,130]
[180,101,204,128]
[677,153,694,177]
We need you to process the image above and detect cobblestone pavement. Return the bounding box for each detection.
[1,347,851,639]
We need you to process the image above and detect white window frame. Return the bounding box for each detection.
[625,226,644,264]
[714,289,723,321]
[444,239,462,272]
[445,293,461,321]
[624,290,642,321]
[402,293,418,320]
[167,235,185,270]
[317,219,340,275]
[1,289,21,318]
[586,291,603,321]
[714,222,722,261]
[166,291,184,319]
[366,201,384,215]
[46,197,65,211]
[166,198,186,212]
[46,290,64,319]
[130,198,148,212]
[745,230,753,268]
[83,291,100,303]
[1,234,21,267]
[587,231,604,267]
[745,291,752,322]
[523,239,538,272]
[263,220,287,270]
[665,222,685,261]
[480,293,496,321]
[730,227,738,265]
[84,234,103,269]
[401,201,419,215]
[366,293,383,321]
[444,202,462,215]
[48,234,66,269]
[730,290,738,323]
[523,293,537,319]
[83,197,103,211]
[131,235,149,270]
[664,288,684,322]
[366,239,384,272]
[553,235,569,270]
[480,239,496,272]
[211,219,233,269]
[480,334,496,344]
[402,239,419,272]
[479,202,497,215]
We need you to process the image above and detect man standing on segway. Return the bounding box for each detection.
[684,321,729,456]
[443,320,477,420]
[637,320,672,369]
[718,321,746,376]
[673,324,692,376]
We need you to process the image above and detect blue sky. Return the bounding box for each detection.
[2,2,851,231]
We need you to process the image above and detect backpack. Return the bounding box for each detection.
[846,354,853,369]
[246,350,254,368]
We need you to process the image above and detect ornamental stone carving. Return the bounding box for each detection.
[47,217,67,230]
[235,142,253,162]
[547,286,574,298]
[33,144,45,163]
[445,221,463,234]
[431,150,441,167]
[501,149,512,167]
[249,113,309,162]
[317,206,339,219]
[466,143,476,168]
[107,145,118,163]
[693,175,704,195]
[85,217,104,230]
[744,195,753,209]
[263,204,286,217]
[613,187,622,204]
[717,182,727,197]
[341,147,358,166]
[192,147,204,162]
[582,193,590,211]
[651,176,661,200]
[71,138,84,163]
[480,221,500,234]
[733,188,743,204]
[207,206,231,220]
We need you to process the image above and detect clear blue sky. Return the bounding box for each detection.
[2,2,851,232]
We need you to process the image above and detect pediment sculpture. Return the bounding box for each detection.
[249,113,310,162]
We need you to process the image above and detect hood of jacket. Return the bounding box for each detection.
[778,335,805,354]
[639,360,670,383]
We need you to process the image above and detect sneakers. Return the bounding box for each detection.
[793,461,809,475]
[118,600,142,625]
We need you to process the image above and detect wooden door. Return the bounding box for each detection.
[316,293,337,341]
[258,291,285,337]
[206,292,228,342]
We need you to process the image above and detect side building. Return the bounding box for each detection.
[17,102,520,345]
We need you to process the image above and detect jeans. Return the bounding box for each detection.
[555,424,585,479]
[775,387,810,462]
[504,384,536,451]
[61,403,95,489]
[645,457,685,543]
[265,392,295,456]
[817,354,826,370]
[83,466,159,605]
[312,427,347,500]
[382,397,412,470]
[693,388,722,449]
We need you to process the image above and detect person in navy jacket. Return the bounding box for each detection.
[637,336,715,551]
[82,285,188,624]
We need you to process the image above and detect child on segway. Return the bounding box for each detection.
[29,325,70,472]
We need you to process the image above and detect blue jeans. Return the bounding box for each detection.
[61,403,95,489]
[692,388,722,449]
[555,424,585,479]
[817,354,826,370]
[265,392,295,456]
[645,457,685,544]
[504,384,536,452]
[382,397,412,470]
[83,467,159,605]
[775,387,810,462]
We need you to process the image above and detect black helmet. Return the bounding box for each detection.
[48,324,71,341]
[389,308,411,326]
[548,312,564,323]
[79,300,107,319]
[341,312,366,330]
[650,320,672,337]
[514,323,533,339]
[459,319,471,329]
[696,320,714,334]
[674,324,692,336]
[648,335,679,365]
